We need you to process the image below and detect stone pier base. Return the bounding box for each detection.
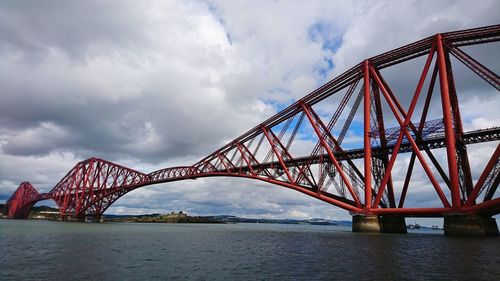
[352,215,407,234]
[444,215,499,236]
[61,214,103,222]
[380,216,407,234]
[352,215,380,233]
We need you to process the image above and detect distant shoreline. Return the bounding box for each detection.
[1,204,446,229]
[1,205,348,225]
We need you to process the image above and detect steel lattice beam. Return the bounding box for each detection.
[6,24,500,220]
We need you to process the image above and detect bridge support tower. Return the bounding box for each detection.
[352,215,407,234]
[444,215,499,236]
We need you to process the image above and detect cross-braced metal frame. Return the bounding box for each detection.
[6,25,500,220]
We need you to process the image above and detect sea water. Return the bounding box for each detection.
[1,220,498,281]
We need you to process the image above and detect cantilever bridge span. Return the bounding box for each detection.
[6,25,500,235]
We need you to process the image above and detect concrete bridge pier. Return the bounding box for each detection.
[444,215,499,236]
[61,214,103,222]
[81,214,104,223]
[352,215,407,234]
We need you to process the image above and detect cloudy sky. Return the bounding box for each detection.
[0,0,498,222]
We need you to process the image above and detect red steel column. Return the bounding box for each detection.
[436,34,461,209]
[363,60,372,210]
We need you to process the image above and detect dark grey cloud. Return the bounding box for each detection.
[0,1,150,60]
[0,0,271,163]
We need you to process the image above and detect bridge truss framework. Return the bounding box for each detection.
[5,25,500,234]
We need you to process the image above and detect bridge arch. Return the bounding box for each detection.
[79,171,362,221]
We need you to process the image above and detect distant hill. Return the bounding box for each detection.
[105,211,223,223]
[0,204,58,215]
[106,213,351,225]
[211,215,351,226]
[1,205,352,226]
[31,206,58,212]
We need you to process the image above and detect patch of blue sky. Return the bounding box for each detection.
[308,21,343,53]
[308,105,365,149]
[318,53,336,74]
[260,100,366,147]
[313,57,336,81]
[263,87,292,111]
[256,100,319,145]
[308,21,344,80]
[268,117,366,150]
[265,110,316,144]
[331,121,365,150]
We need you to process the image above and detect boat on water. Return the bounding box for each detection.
[407,223,421,229]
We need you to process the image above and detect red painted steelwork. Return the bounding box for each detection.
[363,60,373,210]
[436,34,462,210]
[6,182,40,219]
[5,25,500,220]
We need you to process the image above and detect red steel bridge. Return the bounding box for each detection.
[5,25,500,235]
